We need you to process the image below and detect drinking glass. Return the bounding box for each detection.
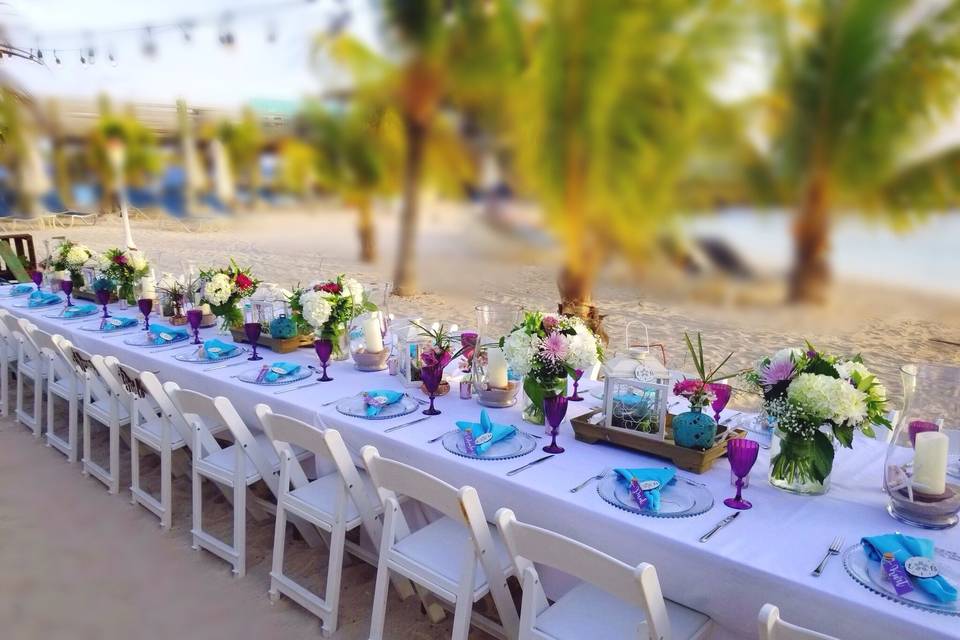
[569,368,585,401]
[314,338,334,382]
[60,279,74,307]
[543,393,568,454]
[244,322,263,361]
[420,364,443,416]
[138,298,153,331]
[186,308,203,344]
[724,438,760,510]
[30,270,43,288]
[709,382,732,423]
[95,289,111,318]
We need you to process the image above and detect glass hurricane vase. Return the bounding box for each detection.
[521,376,567,426]
[768,427,835,496]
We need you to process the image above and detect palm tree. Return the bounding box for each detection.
[89,106,160,209]
[509,0,738,331]
[298,103,402,262]
[319,0,522,296]
[216,108,264,209]
[757,0,960,302]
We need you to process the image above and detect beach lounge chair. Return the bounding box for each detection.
[43,190,98,227]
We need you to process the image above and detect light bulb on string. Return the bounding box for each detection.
[219,13,235,48]
[108,47,117,67]
[79,52,86,64]
[54,50,61,64]
[180,21,192,43]
[87,46,95,65]
[266,22,277,43]
[142,26,157,58]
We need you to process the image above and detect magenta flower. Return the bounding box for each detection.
[673,378,707,398]
[760,359,795,388]
[541,315,559,334]
[540,332,569,364]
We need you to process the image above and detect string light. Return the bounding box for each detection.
[54,50,61,64]
[142,26,157,58]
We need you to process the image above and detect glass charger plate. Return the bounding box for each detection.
[237,366,312,386]
[174,345,246,363]
[44,307,99,321]
[3,288,34,297]
[336,395,419,420]
[14,300,62,310]
[441,429,537,461]
[843,543,960,617]
[123,332,190,348]
[79,318,139,334]
[597,472,714,518]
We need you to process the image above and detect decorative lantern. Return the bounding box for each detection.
[883,364,960,529]
[471,303,522,408]
[349,310,390,371]
[393,318,429,388]
[600,354,670,440]
[249,283,288,328]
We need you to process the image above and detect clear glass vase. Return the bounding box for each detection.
[769,427,834,496]
[522,377,567,427]
[473,303,522,408]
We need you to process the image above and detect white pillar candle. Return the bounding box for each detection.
[487,347,508,389]
[914,431,949,495]
[362,312,384,353]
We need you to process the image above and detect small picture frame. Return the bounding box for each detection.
[601,376,669,441]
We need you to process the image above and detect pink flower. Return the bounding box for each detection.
[540,332,569,364]
[541,315,559,333]
[760,360,795,388]
[421,347,452,369]
[673,378,711,399]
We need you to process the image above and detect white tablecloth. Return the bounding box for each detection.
[5,294,958,640]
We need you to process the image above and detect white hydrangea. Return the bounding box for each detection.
[130,253,148,273]
[566,319,601,370]
[343,277,365,306]
[788,373,868,426]
[502,330,541,377]
[97,253,113,271]
[834,360,870,382]
[299,289,333,330]
[65,245,91,267]
[204,273,233,306]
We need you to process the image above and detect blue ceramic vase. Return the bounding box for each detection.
[673,408,717,449]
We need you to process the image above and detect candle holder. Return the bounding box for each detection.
[472,304,522,408]
[883,364,960,529]
[349,311,389,371]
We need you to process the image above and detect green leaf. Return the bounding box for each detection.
[811,431,836,484]
[832,424,855,449]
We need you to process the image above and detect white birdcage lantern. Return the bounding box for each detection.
[599,321,670,440]
[392,318,429,388]
[249,283,288,327]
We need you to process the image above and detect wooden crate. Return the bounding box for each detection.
[230,328,313,354]
[570,408,745,474]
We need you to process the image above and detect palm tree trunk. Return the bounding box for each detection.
[557,262,608,346]
[392,117,426,297]
[357,198,376,263]
[789,174,831,303]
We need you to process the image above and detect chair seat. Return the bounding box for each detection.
[48,376,81,400]
[254,432,311,471]
[85,399,130,425]
[196,444,263,485]
[286,468,380,528]
[391,516,513,600]
[18,359,45,379]
[534,582,711,640]
[133,414,187,450]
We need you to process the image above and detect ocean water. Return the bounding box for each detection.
[688,209,960,297]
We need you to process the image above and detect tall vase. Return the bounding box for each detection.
[769,427,834,496]
[521,376,567,426]
[119,281,136,308]
[332,327,350,361]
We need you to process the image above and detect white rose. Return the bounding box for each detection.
[130,254,148,273]
[343,278,365,306]
[300,290,333,330]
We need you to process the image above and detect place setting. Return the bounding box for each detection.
[174,338,247,364]
[233,361,313,392]
[427,409,539,461]
[44,302,99,321]
[79,316,140,335]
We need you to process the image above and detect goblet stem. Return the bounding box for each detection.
[423,392,441,416]
[734,477,743,502]
[319,362,332,382]
[144,317,150,331]
[192,329,200,345]
[569,379,583,402]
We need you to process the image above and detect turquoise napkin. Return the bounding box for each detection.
[862,533,957,603]
[202,339,238,360]
[456,409,517,454]
[362,389,405,417]
[147,324,189,345]
[28,292,62,307]
[264,362,301,382]
[101,316,138,332]
[615,467,676,512]
[11,283,34,295]
[64,303,97,318]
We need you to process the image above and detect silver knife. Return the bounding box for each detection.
[698,511,740,543]
[506,454,555,477]
[274,381,322,395]
[204,361,248,372]
[384,416,431,433]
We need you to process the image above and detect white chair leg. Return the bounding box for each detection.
[160,443,172,531]
[67,397,78,463]
[322,520,347,636]
[15,367,24,424]
[32,376,43,438]
[450,552,477,640]
[45,387,54,447]
[368,505,396,640]
[130,434,141,505]
[191,469,202,550]
[233,482,247,577]
[1,359,9,418]
[268,502,288,602]
[109,418,120,494]
[81,410,91,476]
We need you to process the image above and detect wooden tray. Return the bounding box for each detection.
[74,290,117,303]
[230,328,313,354]
[570,409,745,474]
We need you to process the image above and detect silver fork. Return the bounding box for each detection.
[811,536,844,577]
[570,468,610,493]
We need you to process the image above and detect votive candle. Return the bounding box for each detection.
[914,431,949,495]
[362,312,385,353]
[487,347,508,389]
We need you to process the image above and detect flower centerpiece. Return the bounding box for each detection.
[156,273,196,325]
[671,332,736,449]
[99,248,149,305]
[48,240,93,288]
[744,343,890,495]
[502,311,603,425]
[410,322,471,415]
[199,260,260,331]
[289,275,368,359]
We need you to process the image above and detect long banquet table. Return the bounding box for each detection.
[4,293,957,640]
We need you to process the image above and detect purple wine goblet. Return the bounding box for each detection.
[186,308,203,344]
[543,393,568,454]
[420,364,443,416]
[569,369,585,401]
[95,289,111,319]
[724,438,759,510]
[314,338,334,382]
[137,298,153,331]
[244,322,263,361]
[709,382,732,423]
[60,279,74,307]
[30,270,43,288]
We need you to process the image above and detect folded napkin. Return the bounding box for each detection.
[64,303,97,318]
[28,292,62,307]
[862,533,957,603]
[264,362,301,382]
[456,409,517,455]
[147,324,189,345]
[615,467,676,512]
[101,316,138,332]
[11,283,34,295]
[202,339,238,360]
[362,389,405,417]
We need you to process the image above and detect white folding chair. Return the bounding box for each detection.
[36,332,84,462]
[0,309,20,418]
[494,508,712,640]
[759,604,838,640]
[81,352,131,494]
[258,406,410,636]
[169,388,318,577]
[361,445,519,640]
[14,318,47,437]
